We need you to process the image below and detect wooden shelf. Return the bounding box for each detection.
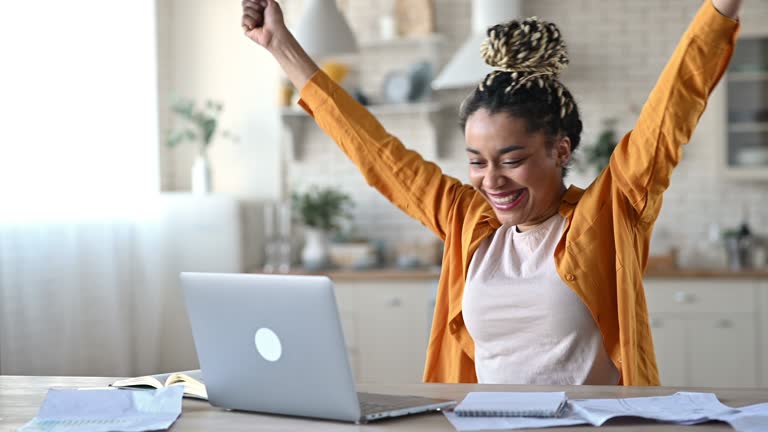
[280,102,452,160]
[281,102,444,117]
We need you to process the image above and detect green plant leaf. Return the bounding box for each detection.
[292,186,354,231]
[166,129,186,147]
[167,95,229,149]
[202,118,216,145]
[584,118,618,173]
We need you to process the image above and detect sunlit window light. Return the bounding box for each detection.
[0,1,160,223]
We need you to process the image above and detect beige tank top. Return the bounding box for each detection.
[462,214,619,385]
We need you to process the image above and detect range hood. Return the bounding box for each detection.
[432,0,522,90]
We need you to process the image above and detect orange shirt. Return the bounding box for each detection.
[298,0,738,386]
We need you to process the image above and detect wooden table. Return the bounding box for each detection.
[2,376,767,431]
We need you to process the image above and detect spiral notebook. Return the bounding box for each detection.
[453,392,568,417]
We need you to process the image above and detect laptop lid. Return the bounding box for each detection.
[181,272,362,422]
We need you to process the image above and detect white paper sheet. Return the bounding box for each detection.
[444,392,753,432]
[717,402,768,432]
[18,386,183,432]
[570,392,738,426]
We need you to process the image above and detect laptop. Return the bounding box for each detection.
[180,272,456,423]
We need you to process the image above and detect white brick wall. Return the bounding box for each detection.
[283,0,768,264]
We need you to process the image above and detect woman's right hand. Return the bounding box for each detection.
[242,0,287,50]
[242,0,318,91]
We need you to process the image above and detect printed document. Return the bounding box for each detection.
[569,392,737,426]
[444,392,763,431]
[18,386,183,432]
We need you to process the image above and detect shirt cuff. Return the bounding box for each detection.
[297,70,334,118]
[692,0,740,45]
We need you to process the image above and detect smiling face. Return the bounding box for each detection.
[465,109,572,230]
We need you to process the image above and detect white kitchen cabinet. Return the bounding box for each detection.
[687,315,756,387]
[333,280,437,384]
[758,281,768,386]
[644,279,759,387]
[648,316,686,386]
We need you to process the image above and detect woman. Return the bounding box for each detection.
[241,0,742,385]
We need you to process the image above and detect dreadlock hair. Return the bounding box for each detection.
[459,16,583,178]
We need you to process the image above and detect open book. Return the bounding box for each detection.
[110,369,207,400]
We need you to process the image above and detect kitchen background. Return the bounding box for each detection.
[161,0,768,269]
[1,0,767,388]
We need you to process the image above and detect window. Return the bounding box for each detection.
[0,1,159,221]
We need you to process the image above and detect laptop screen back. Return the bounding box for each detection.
[181,272,361,421]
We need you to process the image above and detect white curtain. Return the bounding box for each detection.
[0,2,243,377]
[0,197,244,377]
[0,220,167,376]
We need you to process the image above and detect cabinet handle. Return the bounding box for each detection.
[388,298,403,307]
[715,319,733,329]
[674,291,694,304]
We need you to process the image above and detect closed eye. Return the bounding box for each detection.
[502,159,525,166]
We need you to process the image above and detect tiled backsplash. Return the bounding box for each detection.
[281,0,768,267]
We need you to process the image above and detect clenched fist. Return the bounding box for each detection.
[242,0,286,49]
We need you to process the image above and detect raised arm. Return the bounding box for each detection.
[242,0,318,90]
[241,0,481,239]
[608,0,740,224]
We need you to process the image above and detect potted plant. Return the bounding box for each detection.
[292,186,353,269]
[166,98,236,194]
[583,118,618,176]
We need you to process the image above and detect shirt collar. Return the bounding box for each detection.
[559,184,584,218]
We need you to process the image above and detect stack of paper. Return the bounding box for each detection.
[570,392,736,426]
[444,391,768,432]
[19,386,184,432]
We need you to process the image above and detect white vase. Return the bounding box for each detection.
[191,149,212,194]
[301,228,330,270]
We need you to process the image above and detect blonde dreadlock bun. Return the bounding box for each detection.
[476,17,574,119]
[460,16,583,174]
[481,17,568,76]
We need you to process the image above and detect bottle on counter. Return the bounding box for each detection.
[725,208,755,271]
[738,209,755,270]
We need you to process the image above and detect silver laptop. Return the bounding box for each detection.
[180,272,455,423]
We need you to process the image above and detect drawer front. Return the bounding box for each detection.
[643,280,756,314]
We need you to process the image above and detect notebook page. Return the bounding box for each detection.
[454,392,567,417]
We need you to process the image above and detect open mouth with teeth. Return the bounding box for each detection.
[487,188,528,211]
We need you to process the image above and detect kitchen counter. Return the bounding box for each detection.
[252,267,768,281]
[645,268,768,279]
[278,267,442,281]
